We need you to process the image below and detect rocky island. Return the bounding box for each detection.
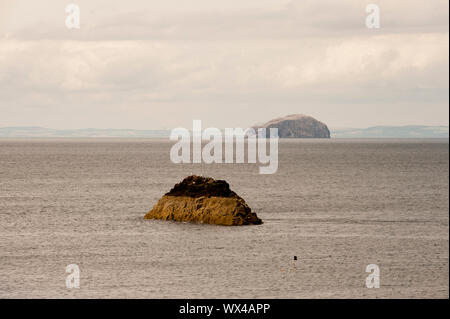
[144,175,262,226]
[254,114,330,138]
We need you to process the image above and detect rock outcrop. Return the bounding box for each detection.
[144,175,262,226]
[254,114,330,138]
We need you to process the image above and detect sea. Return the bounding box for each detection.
[0,138,448,298]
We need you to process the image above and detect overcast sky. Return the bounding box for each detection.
[0,0,448,129]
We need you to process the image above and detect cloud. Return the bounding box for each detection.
[0,0,448,129]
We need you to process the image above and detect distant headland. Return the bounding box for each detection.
[0,122,448,138]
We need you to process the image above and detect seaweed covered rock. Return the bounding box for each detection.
[144,175,262,226]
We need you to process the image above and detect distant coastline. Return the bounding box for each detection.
[0,125,448,138]
[331,125,449,138]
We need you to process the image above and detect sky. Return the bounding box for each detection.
[0,0,448,129]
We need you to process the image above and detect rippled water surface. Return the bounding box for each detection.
[0,139,448,298]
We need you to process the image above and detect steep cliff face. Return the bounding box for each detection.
[144,175,262,226]
[255,114,330,138]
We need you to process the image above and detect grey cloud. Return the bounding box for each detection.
[0,0,448,129]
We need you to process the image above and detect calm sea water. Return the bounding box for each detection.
[0,139,448,298]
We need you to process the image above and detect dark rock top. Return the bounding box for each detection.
[254,114,330,138]
[165,175,238,198]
